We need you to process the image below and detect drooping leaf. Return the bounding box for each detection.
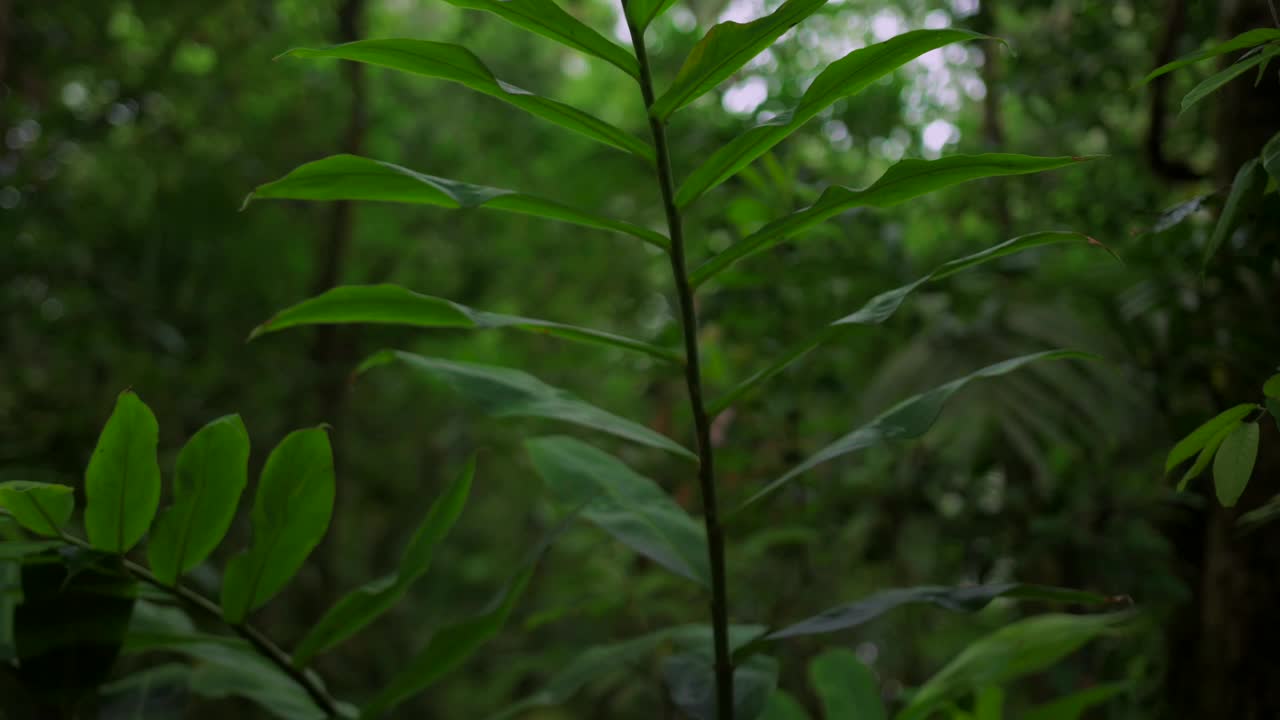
[1164,403,1257,472]
[1139,28,1280,83]
[625,0,680,31]
[759,690,811,720]
[281,41,651,160]
[1180,45,1280,114]
[84,391,162,554]
[1214,421,1259,507]
[691,155,1094,285]
[766,583,1110,641]
[243,155,669,250]
[1024,682,1129,720]
[809,649,885,720]
[360,350,695,460]
[251,284,679,364]
[440,0,640,79]
[525,435,709,585]
[738,351,1092,510]
[649,0,827,120]
[0,482,74,537]
[292,458,474,666]
[1175,420,1236,492]
[898,613,1131,720]
[709,232,1112,414]
[148,415,250,586]
[1201,155,1267,271]
[663,651,779,720]
[221,428,335,623]
[677,29,984,206]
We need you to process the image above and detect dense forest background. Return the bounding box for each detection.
[3,0,1279,717]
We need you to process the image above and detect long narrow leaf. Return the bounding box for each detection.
[691,154,1093,285]
[360,350,696,460]
[441,0,639,79]
[1164,403,1257,472]
[649,0,827,120]
[1203,158,1266,271]
[1214,421,1259,507]
[244,155,669,250]
[626,0,680,31]
[250,284,679,364]
[677,29,984,206]
[736,350,1093,510]
[1139,28,1280,84]
[1180,46,1280,114]
[281,41,651,160]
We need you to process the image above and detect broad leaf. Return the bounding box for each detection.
[361,350,695,460]
[649,0,827,120]
[1176,419,1236,492]
[525,435,709,585]
[1214,421,1259,507]
[251,284,679,364]
[244,155,669,250]
[1203,158,1266,271]
[738,351,1091,510]
[0,482,74,537]
[663,652,779,720]
[221,428,335,623]
[1181,46,1280,114]
[282,41,651,160]
[1165,403,1256,472]
[292,458,473,666]
[898,613,1131,720]
[148,415,250,586]
[691,155,1093,285]
[84,391,162,554]
[1140,28,1280,83]
[1263,373,1280,399]
[677,29,984,206]
[709,232,1112,414]
[760,691,810,720]
[1024,682,1129,720]
[626,0,680,31]
[766,583,1110,641]
[809,649,885,720]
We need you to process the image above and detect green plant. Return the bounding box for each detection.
[234,1,1133,718]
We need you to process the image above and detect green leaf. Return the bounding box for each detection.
[1264,373,1280,399]
[1165,403,1257,472]
[292,458,473,666]
[1181,46,1280,114]
[0,539,65,561]
[440,0,639,78]
[809,649,885,720]
[361,350,695,460]
[625,0,680,31]
[244,155,669,250]
[766,583,1111,642]
[677,29,984,206]
[709,232,1112,414]
[663,652,779,720]
[281,41,651,160]
[898,613,1131,720]
[148,415,250,586]
[251,284,679,364]
[759,690,811,720]
[0,482,74,537]
[221,428,335,623]
[1024,682,1129,720]
[84,391,162,554]
[649,0,827,120]
[691,154,1094,286]
[1214,421,1259,507]
[1139,29,1280,83]
[1262,130,1280,185]
[737,351,1092,510]
[1205,157,1267,272]
[525,435,709,585]
[1176,419,1236,492]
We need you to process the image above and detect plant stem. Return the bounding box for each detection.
[622,11,734,719]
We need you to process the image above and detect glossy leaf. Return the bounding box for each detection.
[767,583,1109,641]
[709,232,1111,414]
[0,482,74,537]
[244,155,669,250]
[663,652,779,720]
[281,41,651,160]
[1165,403,1256,472]
[691,154,1093,285]
[1180,46,1280,113]
[1214,421,1259,507]
[899,613,1131,720]
[292,458,473,666]
[625,0,679,31]
[809,649,884,720]
[677,29,984,206]
[1024,682,1129,720]
[1140,28,1280,83]
[148,415,250,586]
[361,350,695,460]
[84,391,162,554]
[221,428,335,623]
[649,0,827,120]
[738,351,1092,510]
[526,435,709,585]
[251,284,679,364]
